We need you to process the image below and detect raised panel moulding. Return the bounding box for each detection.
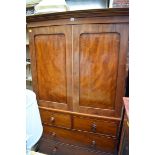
[35,34,67,104]
[79,33,120,109]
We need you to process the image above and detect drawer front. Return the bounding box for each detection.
[73,116,119,136]
[39,108,71,129]
[43,125,117,153]
[39,135,111,155]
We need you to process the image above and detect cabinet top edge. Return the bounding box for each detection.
[26,8,129,23]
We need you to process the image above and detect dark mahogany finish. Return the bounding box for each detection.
[79,33,119,109]
[35,34,67,103]
[27,8,129,22]
[72,24,128,117]
[43,125,117,153]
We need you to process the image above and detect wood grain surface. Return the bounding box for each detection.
[35,34,67,103]
[28,12,128,117]
[27,9,129,154]
[43,125,117,153]
[73,115,119,136]
[73,23,128,117]
[26,8,129,22]
[39,108,72,129]
[29,25,73,110]
[79,33,119,109]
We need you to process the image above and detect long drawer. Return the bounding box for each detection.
[73,115,119,137]
[43,125,117,154]
[38,134,112,155]
[39,108,71,129]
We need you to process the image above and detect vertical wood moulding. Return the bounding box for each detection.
[29,29,39,100]
[72,24,80,112]
[66,25,73,111]
[71,25,74,111]
[114,24,129,117]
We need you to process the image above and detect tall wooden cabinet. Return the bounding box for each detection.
[27,8,129,155]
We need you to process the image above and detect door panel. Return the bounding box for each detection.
[73,24,128,117]
[79,33,119,109]
[29,26,73,110]
[35,34,67,103]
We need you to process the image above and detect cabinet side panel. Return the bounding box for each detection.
[35,34,67,103]
[79,33,119,109]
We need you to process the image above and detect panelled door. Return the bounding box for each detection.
[72,24,128,117]
[29,25,73,111]
[29,23,128,117]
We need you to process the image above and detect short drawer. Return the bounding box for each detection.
[43,125,117,153]
[73,115,119,136]
[39,108,71,129]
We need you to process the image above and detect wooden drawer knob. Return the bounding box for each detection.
[91,140,96,147]
[52,146,58,154]
[51,132,56,137]
[49,132,56,137]
[91,123,97,132]
[50,117,55,123]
